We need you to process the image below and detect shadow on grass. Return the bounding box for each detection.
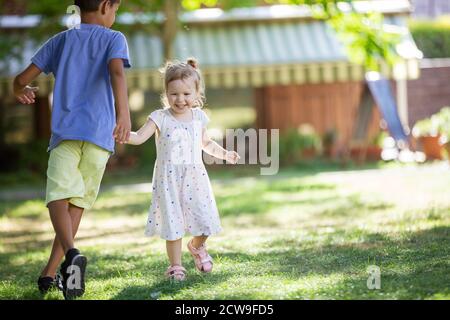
[93,202,150,217]
[266,226,449,299]
[0,224,145,255]
[111,226,449,299]
[268,182,336,193]
[0,199,47,220]
[313,195,394,219]
[0,167,389,221]
[1,226,448,299]
[112,271,233,300]
[216,180,337,217]
[218,192,393,219]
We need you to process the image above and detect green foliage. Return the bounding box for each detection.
[0,36,23,75]
[371,130,388,148]
[0,0,401,71]
[137,138,157,169]
[410,18,450,58]
[439,107,450,141]
[0,140,48,174]
[412,118,439,138]
[328,11,401,71]
[181,0,402,70]
[279,124,322,164]
[412,107,450,139]
[322,128,338,147]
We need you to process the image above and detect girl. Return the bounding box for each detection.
[127,58,240,281]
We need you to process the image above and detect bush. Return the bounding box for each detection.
[279,124,322,165]
[371,130,389,148]
[410,19,450,58]
[136,138,157,169]
[0,140,49,187]
[412,107,450,140]
[0,140,49,174]
[438,107,450,141]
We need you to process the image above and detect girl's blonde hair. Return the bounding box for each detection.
[160,57,205,109]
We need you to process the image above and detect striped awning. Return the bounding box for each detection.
[0,5,422,97]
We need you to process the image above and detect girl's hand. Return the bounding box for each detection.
[15,86,39,105]
[225,151,240,164]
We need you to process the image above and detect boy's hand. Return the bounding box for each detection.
[15,86,39,105]
[225,151,240,164]
[114,114,131,144]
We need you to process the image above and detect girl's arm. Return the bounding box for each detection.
[202,128,240,164]
[13,64,42,104]
[127,118,158,145]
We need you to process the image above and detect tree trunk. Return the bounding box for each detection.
[162,0,179,61]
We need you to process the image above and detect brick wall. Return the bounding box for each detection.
[412,0,450,18]
[407,59,450,127]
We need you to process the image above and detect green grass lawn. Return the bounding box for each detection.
[0,163,449,300]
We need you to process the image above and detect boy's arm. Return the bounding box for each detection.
[202,128,240,164]
[109,58,131,144]
[127,119,157,145]
[13,64,42,104]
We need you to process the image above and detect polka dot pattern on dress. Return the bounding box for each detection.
[144,107,222,240]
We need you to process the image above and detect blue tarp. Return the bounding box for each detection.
[366,73,408,143]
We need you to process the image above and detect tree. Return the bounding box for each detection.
[0,0,402,71]
[179,0,402,70]
[147,0,402,68]
[162,0,179,60]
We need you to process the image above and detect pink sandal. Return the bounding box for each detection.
[165,265,187,281]
[187,239,213,273]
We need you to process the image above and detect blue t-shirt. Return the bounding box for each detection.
[31,23,131,152]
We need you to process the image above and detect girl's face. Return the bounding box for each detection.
[166,77,199,114]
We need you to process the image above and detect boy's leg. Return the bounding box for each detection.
[45,140,85,255]
[47,200,74,254]
[44,140,108,269]
[166,239,183,266]
[41,204,84,277]
[56,142,109,298]
[45,141,87,298]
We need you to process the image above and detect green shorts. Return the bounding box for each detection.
[46,140,111,209]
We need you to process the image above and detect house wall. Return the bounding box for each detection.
[411,0,450,18]
[407,62,450,127]
[255,82,382,149]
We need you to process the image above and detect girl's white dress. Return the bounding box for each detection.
[145,107,222,240]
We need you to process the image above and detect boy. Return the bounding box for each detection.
[13,0,131,299]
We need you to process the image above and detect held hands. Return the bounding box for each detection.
[15,86,39,105]
[114,114,131,144]
[225,151,240,164]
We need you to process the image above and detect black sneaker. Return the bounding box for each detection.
[60,248,87,300]
[37,274,63,294]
